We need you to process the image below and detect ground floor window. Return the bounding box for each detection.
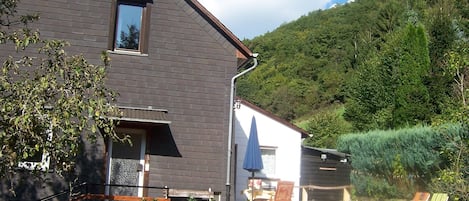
[260,147,276,176]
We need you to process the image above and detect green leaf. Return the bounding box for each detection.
[91,124,96,133]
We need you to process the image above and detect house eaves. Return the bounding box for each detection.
[109,106,171,124]
[302,146,351,158]
[236,97,309,138]
[184,0,253,61]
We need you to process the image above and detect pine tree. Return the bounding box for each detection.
[118,24,140,50]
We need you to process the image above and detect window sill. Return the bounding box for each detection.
[108,50,148,57]
[18,160,50,172]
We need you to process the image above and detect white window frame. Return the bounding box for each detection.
[18,129,52,171]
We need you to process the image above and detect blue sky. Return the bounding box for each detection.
[198,0,353,39]
[326,0,351,8]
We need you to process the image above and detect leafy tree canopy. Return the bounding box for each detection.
[239,0,469,132]
[0,0,122,193]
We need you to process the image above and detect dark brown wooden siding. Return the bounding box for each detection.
[1,0,240,200]
[300,147,352,201]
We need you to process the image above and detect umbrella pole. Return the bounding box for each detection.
[251,172,255,201]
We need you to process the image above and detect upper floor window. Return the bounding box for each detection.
[109,0,151,54]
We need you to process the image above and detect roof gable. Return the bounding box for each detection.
[184,0,253,60]
[236,98,309,138]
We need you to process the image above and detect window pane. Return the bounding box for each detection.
[115,4,142,50]
[26,150,44,162]
[21,139,44,162]
[261,149,276,176]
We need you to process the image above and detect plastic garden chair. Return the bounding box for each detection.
[274,181,294,201]
[412,192,431,201]
[430,193,449,201]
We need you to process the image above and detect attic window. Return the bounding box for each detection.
[109,0,151,54]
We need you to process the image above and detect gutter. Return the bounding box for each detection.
[225,54,258,201]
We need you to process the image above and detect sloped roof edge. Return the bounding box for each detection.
[185,0,253,59]
[236,97,309,138]
[302,146,351,158]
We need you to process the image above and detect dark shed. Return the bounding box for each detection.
[300,146,352,201]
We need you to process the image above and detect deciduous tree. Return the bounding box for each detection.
[0,0,122,193]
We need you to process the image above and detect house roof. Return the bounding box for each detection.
[302,146,351,158]
[236,98,309,138]
[184,0,253,60]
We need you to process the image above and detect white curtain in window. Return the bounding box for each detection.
[260,149,276,176]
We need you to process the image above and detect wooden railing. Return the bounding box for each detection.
[73,194,170,201]
[39,183,171,201]
[40,182,222,201]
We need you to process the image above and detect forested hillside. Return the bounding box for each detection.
[237,0,469,148]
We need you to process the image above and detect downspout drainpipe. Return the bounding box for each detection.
[226,54,258,201]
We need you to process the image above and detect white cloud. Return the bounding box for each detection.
[198,0,331,39]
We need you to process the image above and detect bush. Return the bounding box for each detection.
[302,107,353,148]
[337,124,467,199]
[351,173,403,199]
[429,124,469,200]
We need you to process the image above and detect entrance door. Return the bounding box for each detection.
[106,128,146,197]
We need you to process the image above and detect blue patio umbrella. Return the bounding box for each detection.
[243,116,263,200]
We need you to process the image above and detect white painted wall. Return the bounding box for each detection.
[234,101,302,201]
